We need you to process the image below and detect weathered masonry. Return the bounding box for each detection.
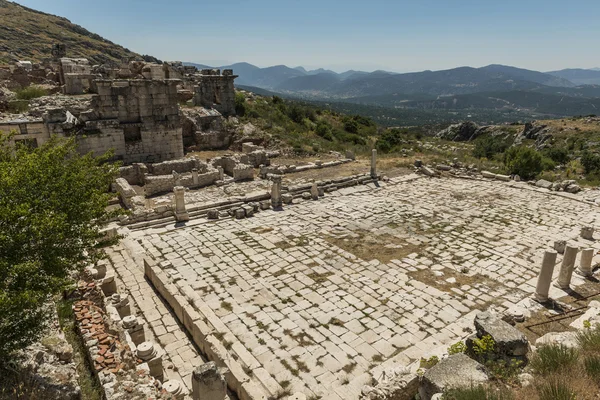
[77,79,184,163]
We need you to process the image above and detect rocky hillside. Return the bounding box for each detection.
[0,0,145,64]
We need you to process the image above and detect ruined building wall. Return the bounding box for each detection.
[78,79,184,164]
[193,69,237,116]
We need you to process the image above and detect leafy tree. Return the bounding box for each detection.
[503,146,544,180]
[0,134,120,358]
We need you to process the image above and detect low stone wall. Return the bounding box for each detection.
[144,170,220,196]
[240,150,270,168]
[144,258,279,400]
[259,158,353,178]
[119,163,148,186]
[233,163,254,181]
[149,157,206,175]
[114,178,137,209]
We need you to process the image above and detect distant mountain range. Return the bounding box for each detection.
[185,61,600,123]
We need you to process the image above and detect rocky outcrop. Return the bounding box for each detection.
[514,121,551,148]
[435,121,488,142]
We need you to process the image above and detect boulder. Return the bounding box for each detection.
[535,179,553,190]
[535,331,579,348]
[419,353,488,400]
[474,311,529,357]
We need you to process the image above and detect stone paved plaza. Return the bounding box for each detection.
[116,175,600,399]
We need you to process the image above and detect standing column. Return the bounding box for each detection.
[192,362,227,400]
[173,186,189,222]
[192,168,199,186]
[578,248,595,277]
[269,174,282,209]
[555,244,578,289]
[371,149,377,178]
[534,250,558,302]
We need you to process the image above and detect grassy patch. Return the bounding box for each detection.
[531,344,578,375]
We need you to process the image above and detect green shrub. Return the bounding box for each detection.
[235,92,246,116]
[7,100,29,113]
[376,129,404,153]
[531,344,578,375]
[447,341,467,355]
[444,385,514,400]
[419,355,439,369]
[15,86,47,100]
[581,151,600,174]
[472,135,512,159]
[584,355,600,382]
[503,146,544,180]
[343,118,359,134]
[541,157,556,171]
[536,379,576,400]
[315,121,332,138]
[543,147,570,165]
[577,323,600,352]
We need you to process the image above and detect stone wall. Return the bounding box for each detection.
[144,169,220,196]
[148,156,206,176]
[193,69,237,116]
[78,79,184,164]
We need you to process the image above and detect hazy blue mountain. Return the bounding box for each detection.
[276,72,341,92]
[546,68,600,85]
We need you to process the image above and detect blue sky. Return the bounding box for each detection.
[15,0,600,73]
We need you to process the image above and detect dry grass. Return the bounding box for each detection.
[407,267,502,296]
[323,232,426,264]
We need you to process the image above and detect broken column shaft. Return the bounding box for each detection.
[270,174,282,209]
[534,250,558,302]
[556,244,578,289]
[173,186,189,222]
[578,248,595,277]
[371,149,377,178]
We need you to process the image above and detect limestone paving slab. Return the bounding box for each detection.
[122,176,600,399]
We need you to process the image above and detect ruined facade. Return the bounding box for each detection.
[191,69,237,116]
[78,79,184,163]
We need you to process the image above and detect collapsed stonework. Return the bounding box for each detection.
[1,50,239,162]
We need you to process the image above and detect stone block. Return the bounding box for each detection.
[419,353,488,400]
[473,311,529,356]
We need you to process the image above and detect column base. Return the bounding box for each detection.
[175,212,189,222]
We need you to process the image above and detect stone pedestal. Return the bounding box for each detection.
[100,274,117,296]
[581,227,595,240]
[192,362,227,400]
[371,149,377,178]
[163,380,186,399]
[578,248,595,277]
[269,174,282,209]
[217,166,224,181]
[110,293,131,318]
[192,168,199,185]
[534,250,558,302]
[136,341,163,378]
[554,240,566,254]
[173,186,189,222]
[555,245,579,290]
[123,315,145,345]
